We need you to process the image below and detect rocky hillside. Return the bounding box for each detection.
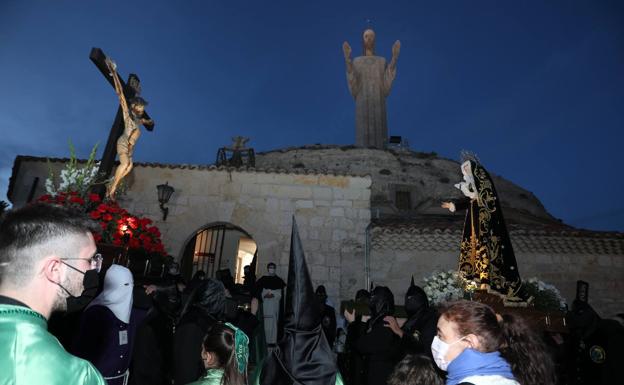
[256,145,557,225]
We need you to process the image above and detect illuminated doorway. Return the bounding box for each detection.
[180,222,257,282]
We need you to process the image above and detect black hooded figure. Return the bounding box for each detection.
[345,289,370,385]
[257,218,339,385]
[316,285,337,347]
[444,157,522,297]
[350,286,401,385]
[565,299,624,385]
[173,278,225,385]
[399,277,438,358]
[130,285,180,385]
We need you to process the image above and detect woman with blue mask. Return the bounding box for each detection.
[432,301,556,385]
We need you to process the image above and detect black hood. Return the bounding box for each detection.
[355,289,370,303]
[568,299,600,337]
[405,282,428,318]
[192,278,225,319]
[153,284,181,318]
[316,285,328,305]
[368,286,394,329]
[260,217,337,385]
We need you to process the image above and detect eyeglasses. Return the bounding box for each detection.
[61,253,103,273]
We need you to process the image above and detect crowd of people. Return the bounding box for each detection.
[1,203,622,385]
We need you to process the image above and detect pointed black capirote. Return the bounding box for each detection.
[410,275,415,287]
[260,217,337,385]
[283,217,320,331]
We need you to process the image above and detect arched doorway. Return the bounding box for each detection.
[180,222,257,282]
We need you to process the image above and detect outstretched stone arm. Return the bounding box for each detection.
[383,40,400,96]
[343,41,359,98]
[389,40,400,69]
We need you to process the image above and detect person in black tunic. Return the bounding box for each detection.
[242,264,256,294]
[316,285,338,347]
[345,289,370,385]
[384,278,438,359]
[257,218,338,385]
[566,299,624,385]
[129,284,181,385]
[173,278,225,385]
[184,270,206,295]
[345,286,401,385]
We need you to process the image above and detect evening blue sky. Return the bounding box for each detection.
[1,0,622,231]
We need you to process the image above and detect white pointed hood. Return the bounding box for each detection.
[87,264,134,323]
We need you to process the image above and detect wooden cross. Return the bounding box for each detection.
[89,47,155,198]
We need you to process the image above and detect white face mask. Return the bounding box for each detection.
[267,268,276,276]
[431,335,466,371]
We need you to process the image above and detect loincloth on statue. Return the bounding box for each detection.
[116,131,140,158]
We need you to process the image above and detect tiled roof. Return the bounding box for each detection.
[12,155,369,177]
[371,217,624,255]
[7,155,370,199]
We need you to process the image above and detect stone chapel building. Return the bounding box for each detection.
[7,145,624,316]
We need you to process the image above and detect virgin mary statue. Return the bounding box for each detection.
[442,155,523,297]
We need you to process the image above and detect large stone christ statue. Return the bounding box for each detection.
[343,29,400,149]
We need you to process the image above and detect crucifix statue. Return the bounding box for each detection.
[89,48,155,200]
[343,29,400,149]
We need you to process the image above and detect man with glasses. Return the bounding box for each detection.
[0,203,106,384]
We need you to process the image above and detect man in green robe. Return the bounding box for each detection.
[0,203,106,385]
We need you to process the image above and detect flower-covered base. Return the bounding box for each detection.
[472,289,567,333]
[422,270,568,333]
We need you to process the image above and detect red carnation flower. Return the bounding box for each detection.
[127,217,139,230]
[147,227,161,236]
[89,194,101,203]
[70,196,85,205]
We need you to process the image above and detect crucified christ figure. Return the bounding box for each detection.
[104,58,153,200]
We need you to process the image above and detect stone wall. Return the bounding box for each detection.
[113,164,372,301]
[8,157,372,302]
[370,234,624,317]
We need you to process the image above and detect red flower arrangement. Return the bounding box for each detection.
[38,192,166,255]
